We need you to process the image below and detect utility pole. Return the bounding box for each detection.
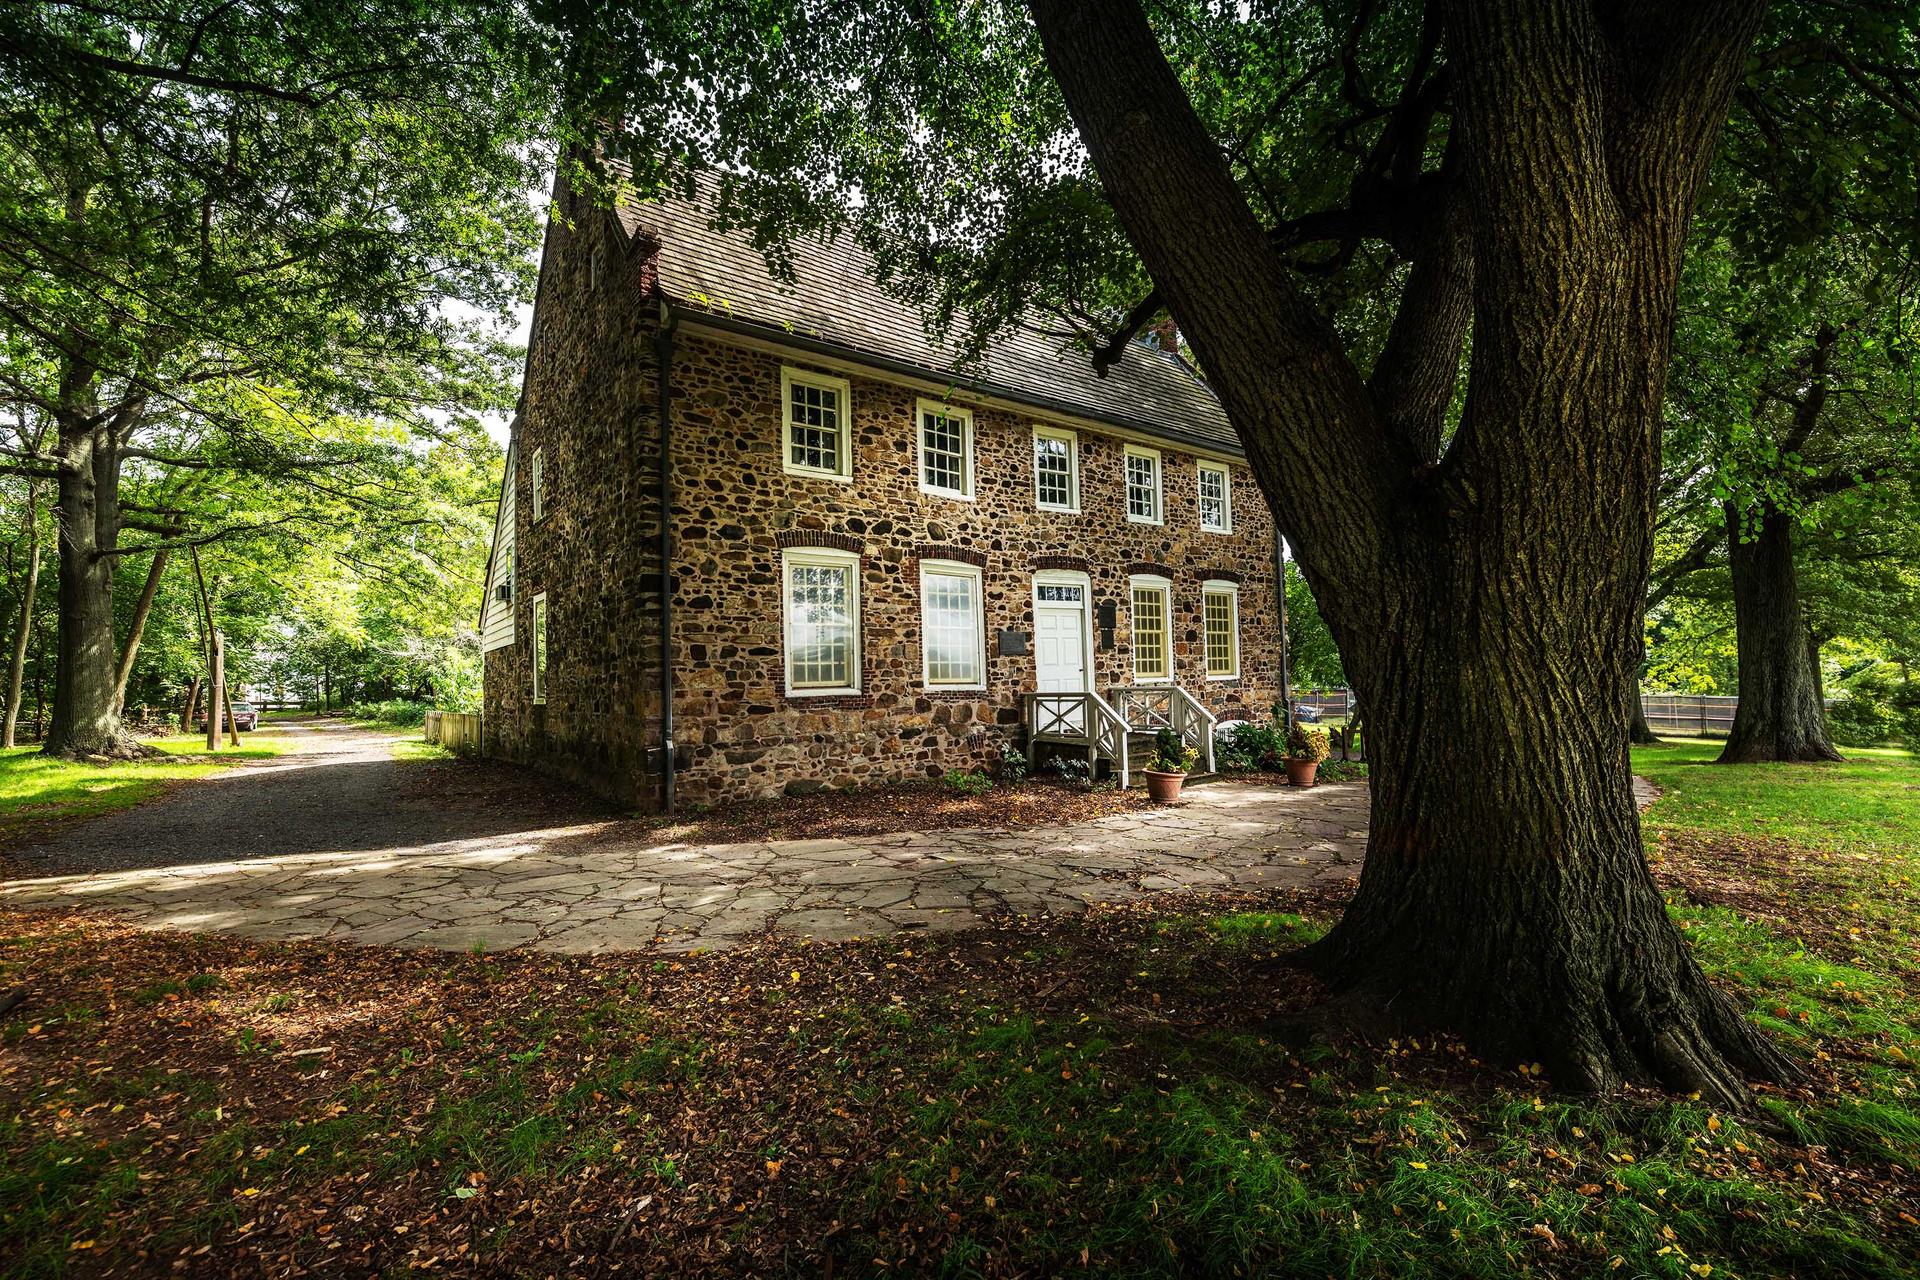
[207,629,224,752]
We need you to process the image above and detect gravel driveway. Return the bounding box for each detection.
[5,718,605,876]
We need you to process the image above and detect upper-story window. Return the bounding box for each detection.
[1203,580,1240,679]
[1129,573,1172,682]
[1198,460,1232,533]
[1033,425,1079,512]
[916,399,974,500]
[782,547,862,695]
[920,560,985,689]
[781,367,853,481]
[589,243,606,291]
[1125,445,1163,524]
[531,447,546,522]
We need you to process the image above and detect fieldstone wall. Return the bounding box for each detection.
[486,202,1286,810]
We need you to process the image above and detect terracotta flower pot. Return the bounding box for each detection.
[1285,758,1319,787]
[1143,769,1186,803]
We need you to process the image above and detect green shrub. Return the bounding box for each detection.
[1829,667,1920,747]
[1219,719,1284,771]
[1286,724,1331,762]
[942,769,992,797]
[1150,727,1199,774]
[997,740,1029,783]
[344,699,430,728]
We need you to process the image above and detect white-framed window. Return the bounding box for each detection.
[919,559,985,689]
[1125,445,1163,524]
[1198,460,1232,533]
[1129,574,1172,682]
[1032,425,1079,512]
[1203,581,1240,679]
[781,367,853,481]
[916,399,974,500]
[531,592,549,704]
[781,547,861,695]
[531,447,546,523]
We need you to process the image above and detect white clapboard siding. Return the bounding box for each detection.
[480,447,517,653]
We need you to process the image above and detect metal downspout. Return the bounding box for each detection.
[1275,531,1292,730]
[655,311,677,814]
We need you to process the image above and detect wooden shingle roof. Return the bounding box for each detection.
[613,175,1242,458]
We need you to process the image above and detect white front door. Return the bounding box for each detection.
[1034,577,1091,730]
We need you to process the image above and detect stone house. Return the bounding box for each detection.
[479,172,1286,810]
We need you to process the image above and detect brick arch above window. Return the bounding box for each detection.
[1033,554,1090,572]
[1126,560,1177,579]
[915,544,987,568]
[1195,568,1244,585]
[776,529,864,554]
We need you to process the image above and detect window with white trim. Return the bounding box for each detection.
[531,447,546,523]
[781,547,861,694]
[1125,445,1163,524]
[531,592,549,704]
[1198,461,1232,533]
[1129,575,1172,681]
[1203,581,1240,679]
[920,560,985,688]
[1032,425,1079,512]
[916,400,974,499]
[781,367,853,480]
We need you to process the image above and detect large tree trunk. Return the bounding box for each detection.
[2,479,42,749]
[1719,506,1840,763]
[43,399,148,759]
[1027,0,1786,1104]
[1630,689,1661,745]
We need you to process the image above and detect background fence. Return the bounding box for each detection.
[423,710,483,753]
[1641,694,1740,737]
[1293,689,1357,720]
[1288,689,1745,738]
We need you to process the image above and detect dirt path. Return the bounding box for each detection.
[4,718,605,876]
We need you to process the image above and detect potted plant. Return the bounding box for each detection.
[1143,727,1200,803]
[1285,724,1331,786]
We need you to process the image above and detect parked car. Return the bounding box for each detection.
[194,701,259,731]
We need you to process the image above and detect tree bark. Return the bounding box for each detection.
[43,396,147,758]
[2,479,42,749]
[181,676,202,733]
[1027,0,1787,1104]
[1630,689,1661,745]
[113,548,170,714]
[1719,505,1841,763]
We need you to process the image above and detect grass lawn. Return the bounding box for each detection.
[0,729,300,844]
[1,745,1916,1276]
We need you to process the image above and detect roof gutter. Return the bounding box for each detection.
[668,306,1248,463]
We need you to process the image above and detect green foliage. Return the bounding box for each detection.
[996,740,1029,783]
[1284,561,1346,691]
[1827,666,1920,748]
[344,700,430,729]
[1286,724,1331,763]
[1217,718,1284,772]
[941,769,992,797]
[1149,728,1198,774]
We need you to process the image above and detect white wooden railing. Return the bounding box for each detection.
[1108,685,1217,774]
[1023,691,1131,790]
